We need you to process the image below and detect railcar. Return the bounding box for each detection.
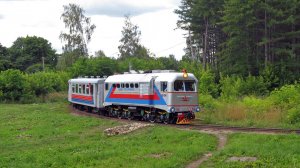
[68,70,200,124]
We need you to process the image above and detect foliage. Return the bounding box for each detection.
[0,43,12,71]
[59,3,96,57]
[118,15,150,59]
[0,69,33,102]
[9,36,57,71]
[71,57,117,77]
[0,69,70,103]
[176,0,300,85]
[198,70,219,98]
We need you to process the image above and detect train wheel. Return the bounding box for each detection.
[149,115,155,123]
[117,110,122,119]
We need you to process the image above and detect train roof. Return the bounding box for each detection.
[69,78,105,84]
[105,72,197,83]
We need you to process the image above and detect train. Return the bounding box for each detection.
[68,70,200,124]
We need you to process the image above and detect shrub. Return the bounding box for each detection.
[220,76,243,101]
[287,105,300,124]
[241,75,268,96]
[198,70,219,98]
[268,84,300,109]
[0,69,34,102]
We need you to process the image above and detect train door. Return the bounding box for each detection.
[160,81,168,103]
[98,82,104,108]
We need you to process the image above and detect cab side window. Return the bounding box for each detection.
[161,82,167,92]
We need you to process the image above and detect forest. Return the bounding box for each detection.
[1,1,300,125]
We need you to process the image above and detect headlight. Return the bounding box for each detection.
[170,107,176,113]
[195,106,200,112]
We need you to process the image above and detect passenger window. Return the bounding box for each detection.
[125,83,129,88]
[112,84,116,88]
[90,85,94,94]
[174,80,184,91]
[135,83,139,88]
[76,84,78,93]
[78,84,82,93]
[72,84,75,93]
[82,85,86,94]
[161,82,168,92]
[86,84,90,95]
[105,83,108,90]
[130,83,134,88]
[117,84,120,88]
[121,83,124,88]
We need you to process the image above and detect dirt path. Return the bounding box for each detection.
[185,131,228,168]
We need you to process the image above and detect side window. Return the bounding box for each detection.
[90,84,94,94]
[161,82,168,92]
[121,83,124,88]
[105,83,108,90]
[86,84,90,95]
[130,83,134,88]
[174,80,184,91]
[72,84,75,93]
[117,84,120,88]
[125,83,129,88]
[78,84,82,93]
[76,84,78,93]
[82,84,86,94]
[112,84,116,88]
[135,83,139,88]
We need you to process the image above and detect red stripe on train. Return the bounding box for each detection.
[109,87,160,100]
[72,94,93,101]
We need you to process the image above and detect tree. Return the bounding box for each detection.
[118,15,149,59]
[94,50,106,57]
[0,43,12,71]
[9,36,57,71]
[175,0,225,70]
[59,3,96,57]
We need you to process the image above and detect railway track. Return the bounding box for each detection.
[70,106,300,135]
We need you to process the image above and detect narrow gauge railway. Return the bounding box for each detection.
[70,105,300,135]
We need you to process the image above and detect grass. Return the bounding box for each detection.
[201,133,300,168]
[0,103,217,168]
[197,94,300,129]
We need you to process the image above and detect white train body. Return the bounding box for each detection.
[68,70,200,124]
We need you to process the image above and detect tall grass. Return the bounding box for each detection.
[198,83,300,128]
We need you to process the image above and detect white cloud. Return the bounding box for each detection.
[0,0,186,60]
[85,1,166,17]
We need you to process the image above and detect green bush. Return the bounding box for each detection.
[268,84,300,109]
[287,105,300,124]
[220,76,243,101]
[28,71,70,98]
[0,70,70,103]
[198,70,219,98]
[0,69,34,102]
[241,75,268,96]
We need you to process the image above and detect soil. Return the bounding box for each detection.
[104,123,154,136]
[227,156,257,162]
[185,130,228,168]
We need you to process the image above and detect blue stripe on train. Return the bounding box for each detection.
[71,98,94,105]
[105,86,166,105]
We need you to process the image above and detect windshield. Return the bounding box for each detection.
[174,80,196,91]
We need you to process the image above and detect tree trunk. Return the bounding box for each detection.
[264,5,268,67]
[203,17,208,70]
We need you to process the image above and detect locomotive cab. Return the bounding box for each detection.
[154,71,199,124]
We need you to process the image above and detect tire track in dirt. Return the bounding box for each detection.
[185,131,227,168]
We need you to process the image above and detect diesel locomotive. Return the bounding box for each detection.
[68,70,200,124]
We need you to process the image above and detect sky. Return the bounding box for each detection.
[0,0,187,60]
